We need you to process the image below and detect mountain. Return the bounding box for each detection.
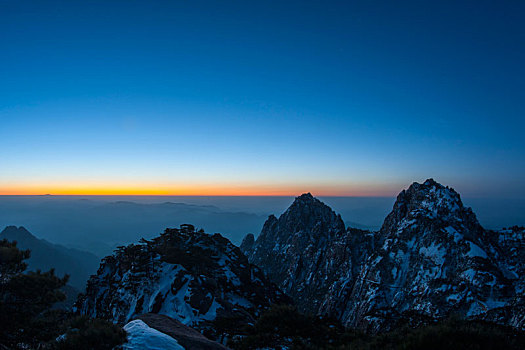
[77,224,289,341]
[0,226,100,290]
[244,193,375,313]
[328,179,523,331]
[244,180,525,332]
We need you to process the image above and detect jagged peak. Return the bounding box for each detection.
[254,193,345,247]
[267,214,278,221]
[411,178,455,192]
[261,214,278,230]
[406,178,449,193]
[381,179,481,236]
[240,233,255,256]
[297,192,314,200]
[423,178,439,187]
[241,233,255,244]
[277,193,345,233]
[284,193,338,217]
[287,192,325,210]
[402,179,462,210]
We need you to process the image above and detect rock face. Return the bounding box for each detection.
[479,225,525,330]
[246,193,374,313]
[77,225,288,340]
[239,233,254,257]
[332,179,519,331]
[246,180,525,331]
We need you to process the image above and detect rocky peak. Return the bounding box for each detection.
[388,179,463,220]
[380,178,483,242]
[77,224,288,342]
[250,193,346,261]
[247,180,524,333]
[297,192,314,200]
[290,192,316,207]
[279,193,345,236]
[261,214,278,232]
[334,179,517,331]
[239,233,254,256]
[247,194,358,313]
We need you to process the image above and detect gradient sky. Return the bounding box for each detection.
[1,1,524,196]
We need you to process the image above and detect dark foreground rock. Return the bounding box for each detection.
[77,225,289,341]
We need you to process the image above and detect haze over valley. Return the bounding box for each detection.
[1,193,522,258]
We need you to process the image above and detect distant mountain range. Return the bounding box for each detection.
[1,194,522,259]
[0,226,100,290]
[0,199,267,256]
[75,179,524,347]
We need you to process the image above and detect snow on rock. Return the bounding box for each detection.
[334,179,519,331]
[77,180,524,336]
[135,313,229,350]
[248,179,525,332]
[246,192,377,315]
[77,225,289,341]
[123,320,185,350]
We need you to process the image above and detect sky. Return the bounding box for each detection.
[0,1,524,197]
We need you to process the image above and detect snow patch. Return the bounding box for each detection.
[123,320,185,350]
[466,242,488,259]
[419,243,446,265]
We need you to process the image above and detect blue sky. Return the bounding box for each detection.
[0,1,524,196]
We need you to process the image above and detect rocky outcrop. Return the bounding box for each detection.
[246,193,374,313]
[332,179,518,331]
[77,179,524,337]
[239,233,254,257]
[77,225,289,341]
[479,226,525,330]
[247,180,525,332]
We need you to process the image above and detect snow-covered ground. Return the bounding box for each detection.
[123,320,185,350]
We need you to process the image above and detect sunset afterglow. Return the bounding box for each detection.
[1,1,524,198]
[0,180,399,197]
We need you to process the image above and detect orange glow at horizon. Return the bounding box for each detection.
[0,182,397,197]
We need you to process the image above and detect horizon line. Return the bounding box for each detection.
[0,193,395,198]
[0,185,400,197]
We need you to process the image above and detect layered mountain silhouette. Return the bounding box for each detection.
[0,226,100,290]
[243,179,525,331]
[0,199,267,256]
[76,179,524,347]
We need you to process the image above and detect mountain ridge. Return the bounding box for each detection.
[0,225,100,290]
[71,179,524,347]
[244,179,525,331]
[77,224,289,342]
